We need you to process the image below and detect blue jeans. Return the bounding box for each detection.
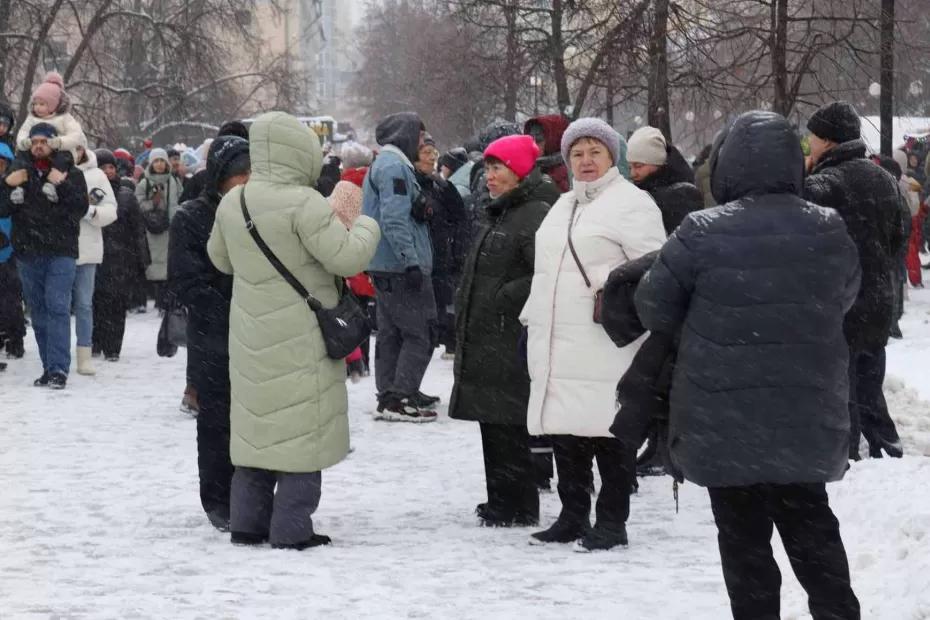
[72,264,97,347]
[17,256,77,375]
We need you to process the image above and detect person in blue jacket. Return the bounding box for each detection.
[0,142,26,363]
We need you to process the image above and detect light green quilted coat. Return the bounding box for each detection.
[207,112,380,472]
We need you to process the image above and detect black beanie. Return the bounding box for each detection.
[217,120,249,141]
[94,149,117,170]
[208,136,250,188]
[807,101,861,144]
[438,148,468,174]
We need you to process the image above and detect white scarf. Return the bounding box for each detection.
[571,167,621,205]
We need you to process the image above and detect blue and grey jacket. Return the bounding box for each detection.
[362,112,433,275]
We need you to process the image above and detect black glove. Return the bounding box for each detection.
[405,266,423,292]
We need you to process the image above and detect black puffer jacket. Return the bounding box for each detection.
[167,168,233,389]
[804,139,906,351]
[418,170,468,277]
[449,169,558,425]
[96,177,150,294]
[635,111,861,488]
[0,153,88,258]
[636,145,704,235]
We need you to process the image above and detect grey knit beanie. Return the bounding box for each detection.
[561,118,622,166]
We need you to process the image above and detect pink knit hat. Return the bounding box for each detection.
[328,180,363,228]
[484,135,540,180]
[32,72,64,112]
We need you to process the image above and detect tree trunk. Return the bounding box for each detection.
[880,0,895,156]
[0,0,11,104]
[647,0,671,140]
[504,0,518,121]
[17,0,66,127]
[772,0,790,116]
[550,0,571,116]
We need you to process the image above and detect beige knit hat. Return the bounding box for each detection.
[626,126,668,166]
[329,180,363,228]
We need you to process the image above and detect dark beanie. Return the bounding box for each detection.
[438,148,468,174]
[807,101,861,144]
[94,149,117,169]
[29,122,58,140]
[208,136,250,186]
[217,120,249,141]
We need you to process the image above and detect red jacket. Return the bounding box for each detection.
[524,115,570,193]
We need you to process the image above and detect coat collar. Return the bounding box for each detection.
[572,166,621,204]
[811,139,867,174]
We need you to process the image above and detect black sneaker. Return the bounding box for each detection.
[34,372,51,387]
[375,395,437,423]
[529,517,590,545]
[48,372,67,390]
[271,534,332,550]
[0,362,6,372]
[231,531,267,546]
[105,355,119,362]
[574,524,628,552]
[206,510,230,533]
[411,391,441,408]
[6,339,24,359]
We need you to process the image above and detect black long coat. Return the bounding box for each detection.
[96,179,150,295]
[635,111,861,488]
[636,145,704,235]
[804,139,906,351]
[449,169,558,425]
[167,191,232,390]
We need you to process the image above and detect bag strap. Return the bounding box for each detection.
[567,200,592,289]
[239,188,323,312]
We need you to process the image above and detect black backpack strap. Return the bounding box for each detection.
[239,188,323,311]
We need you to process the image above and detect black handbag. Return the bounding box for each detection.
[157,301,187,358]
[239,189,371,360]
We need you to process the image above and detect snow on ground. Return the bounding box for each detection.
[2,296,930,619]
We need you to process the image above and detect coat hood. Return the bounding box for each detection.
[375,112,425,163]
[0,102,14,131]
[711,111,804,204]
[249,111,322,187]
[637,144,695,192]
[524,115,570,156]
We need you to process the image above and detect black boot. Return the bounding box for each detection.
[271,534,331,550]
[529,516,590,545]
[230,531,267,546]
[6,338,24,358]
[576,524,629,552]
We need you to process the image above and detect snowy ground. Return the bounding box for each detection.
[2,295,930,620]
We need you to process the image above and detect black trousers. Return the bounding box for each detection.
[529,436,554,487]
[708,483,860,620]
[848,346,899,456]
[479,423,538,520]
[193,363,234,519]
[92,290,128,357]
[552,435,631,529]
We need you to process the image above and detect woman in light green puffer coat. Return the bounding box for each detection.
[207,112,380,549]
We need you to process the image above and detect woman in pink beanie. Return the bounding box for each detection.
[448,134,561,528]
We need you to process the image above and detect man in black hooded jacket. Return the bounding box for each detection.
[168,135,251,531]
[804,101,906,460]
[635,111,861,620]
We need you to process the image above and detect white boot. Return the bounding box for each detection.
[76,346,96,376]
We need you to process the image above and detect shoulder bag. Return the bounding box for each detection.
[567,200,604,324]
[239,189,371,360]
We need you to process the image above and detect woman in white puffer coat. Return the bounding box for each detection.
[521,118,666,551]
[74,140,117,376]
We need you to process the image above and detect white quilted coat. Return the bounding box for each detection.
[521,167,666,437]
[76,149,118,265]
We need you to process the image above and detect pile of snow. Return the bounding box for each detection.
[886,375,930,456]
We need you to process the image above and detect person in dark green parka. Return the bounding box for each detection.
[449,135,559,527]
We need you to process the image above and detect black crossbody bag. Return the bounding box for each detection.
[239,189,371,360]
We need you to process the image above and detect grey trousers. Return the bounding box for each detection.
[372,274,437,397]
[230,467,322,545]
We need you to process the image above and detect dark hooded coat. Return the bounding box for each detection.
[634,111,861,488]
[449,169,558,425]
[635,145,704,235]
[95,176,150,295]
[804,139,906,351]
[167,140,237,389]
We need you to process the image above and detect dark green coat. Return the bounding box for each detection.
[449,169,558,425]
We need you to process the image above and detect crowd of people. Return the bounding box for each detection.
[0,69,917,619]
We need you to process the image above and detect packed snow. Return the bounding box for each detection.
[3,292,930,619]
